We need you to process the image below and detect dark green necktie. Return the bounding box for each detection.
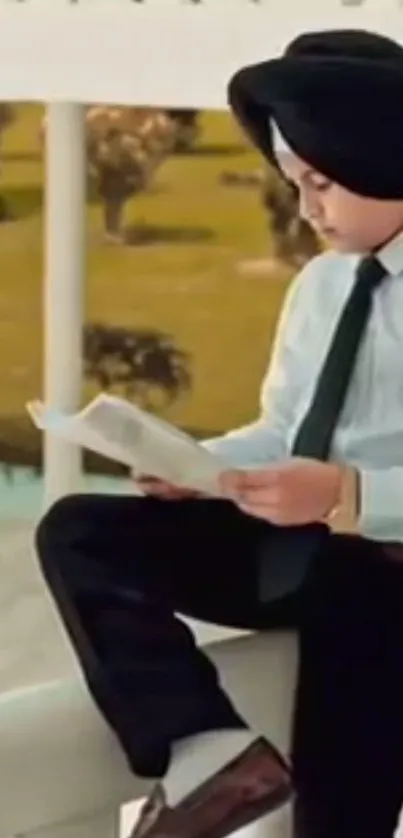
[291,255,388,460]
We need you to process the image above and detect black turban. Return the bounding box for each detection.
[228,29,403,199]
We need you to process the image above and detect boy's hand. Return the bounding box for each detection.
[219,459,343,526]
[132,472,202,500]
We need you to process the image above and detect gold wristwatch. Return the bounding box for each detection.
[324,465,360,534]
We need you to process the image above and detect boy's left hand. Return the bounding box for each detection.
[219,459,343,526]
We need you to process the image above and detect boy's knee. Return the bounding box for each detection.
[35,494,90,568]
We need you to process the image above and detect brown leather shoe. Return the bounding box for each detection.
[128,737,292,838]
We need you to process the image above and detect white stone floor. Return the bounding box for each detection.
[1,519,403,838]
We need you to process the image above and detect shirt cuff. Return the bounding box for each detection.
[359,467,403,543]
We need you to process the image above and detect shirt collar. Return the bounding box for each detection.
[376,229,403,276]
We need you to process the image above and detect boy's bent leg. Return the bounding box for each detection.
[36,493,293,838]
[293,535,403,838]
[35,494,295,783]
[36,494,243,776]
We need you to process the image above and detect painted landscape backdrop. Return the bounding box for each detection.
[0,104,320,479]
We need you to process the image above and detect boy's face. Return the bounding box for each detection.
[276,149,403,253]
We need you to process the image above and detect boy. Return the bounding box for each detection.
[36,28,403,838]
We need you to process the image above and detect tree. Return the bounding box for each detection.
[0,103,16,222]
[0,103,14,134]
[85,106,178,242]
[262,169,320,269]
[83,322,192,411]
[166,109,201,152]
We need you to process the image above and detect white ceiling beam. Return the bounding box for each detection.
[0,0,397,107]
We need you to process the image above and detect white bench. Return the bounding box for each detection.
[0,631,298,838]
[0,523,299,838]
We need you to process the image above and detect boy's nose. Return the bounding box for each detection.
[299,190,320,226]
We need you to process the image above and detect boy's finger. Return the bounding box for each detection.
[220,469,279,495]
[142,481,173,494]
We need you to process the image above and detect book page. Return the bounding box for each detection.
[27,394,225,495]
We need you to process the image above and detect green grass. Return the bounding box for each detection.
[0,105,292,465]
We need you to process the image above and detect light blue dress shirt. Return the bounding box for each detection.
[203,232,403,544]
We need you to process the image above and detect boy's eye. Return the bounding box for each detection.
[310,176,331,192]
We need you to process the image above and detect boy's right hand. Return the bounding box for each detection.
[132,472,201,500]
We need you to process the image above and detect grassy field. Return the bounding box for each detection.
[0,105,292,468]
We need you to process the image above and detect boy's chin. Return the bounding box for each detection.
[323,230,356,254]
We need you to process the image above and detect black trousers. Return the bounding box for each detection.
[36,493,403,838]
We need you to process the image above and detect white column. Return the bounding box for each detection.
[43,103,86,508]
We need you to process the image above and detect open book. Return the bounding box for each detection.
[27,393,225,495]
